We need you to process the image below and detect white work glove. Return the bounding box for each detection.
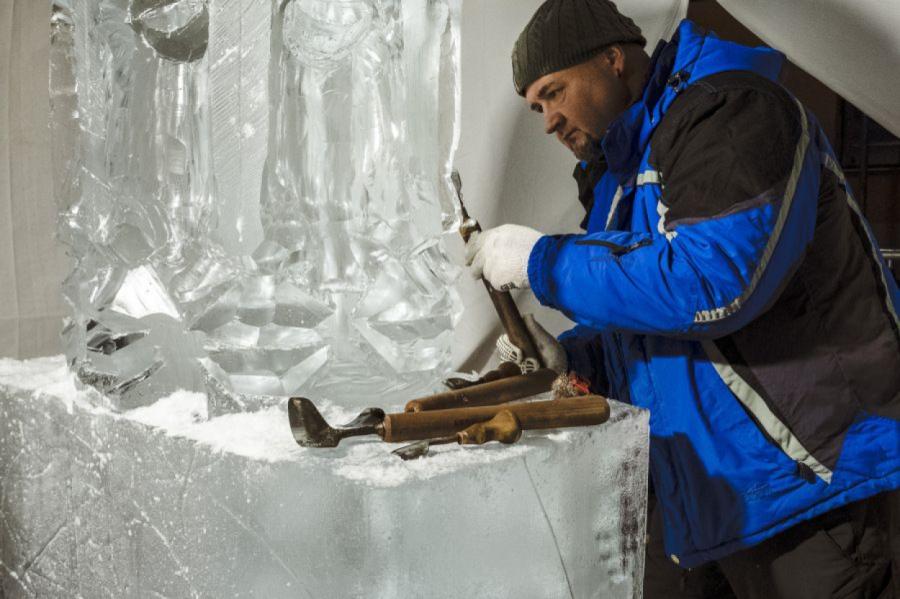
[465,224,543,290]
[496,313,568,374]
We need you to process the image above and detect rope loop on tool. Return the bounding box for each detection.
[496,334,539,374]
[496,334,523,364]
[519,357,540,374]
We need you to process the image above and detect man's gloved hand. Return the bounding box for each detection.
[465,224,543,290]
[495,313,568,374]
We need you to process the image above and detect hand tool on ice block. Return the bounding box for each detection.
[446,170,544,389]
[443,361,522,391]
[405,367,556,413]
[287,395,610,448]
[392,409,522,461]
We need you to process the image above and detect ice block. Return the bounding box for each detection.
[51,0,463,412]
[0,356,649,598]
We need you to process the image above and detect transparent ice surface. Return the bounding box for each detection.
[0,357,649,598]
[51,0,463,412]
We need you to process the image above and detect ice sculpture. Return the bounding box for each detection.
[0,357,650,598]
[51,0,462,412]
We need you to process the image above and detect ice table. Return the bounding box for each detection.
[0,357,649,598]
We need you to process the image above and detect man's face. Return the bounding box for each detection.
[524,48,631,161]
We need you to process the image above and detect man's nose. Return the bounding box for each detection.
[544,110,563,136]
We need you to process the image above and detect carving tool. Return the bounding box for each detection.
[288,395,610,448]
[404,367,556,412]
[450,171,544,384]
[392,409,522,461]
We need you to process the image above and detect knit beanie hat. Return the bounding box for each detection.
[512,0,646,96]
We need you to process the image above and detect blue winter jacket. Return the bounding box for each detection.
[528,20,900,567]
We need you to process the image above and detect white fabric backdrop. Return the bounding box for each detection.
[719,0,900,139]
[0,1,69,360]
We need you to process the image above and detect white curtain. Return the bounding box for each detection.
[0,1,69,360]
[719,0,900,138]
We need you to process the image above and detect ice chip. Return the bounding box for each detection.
[110,265,181,320]
[282,0,374,66]
[281,345,329,393]
[130,0,210,62]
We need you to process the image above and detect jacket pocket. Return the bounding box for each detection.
[574,238,652,256]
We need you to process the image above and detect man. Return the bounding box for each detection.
[466,1,900,597]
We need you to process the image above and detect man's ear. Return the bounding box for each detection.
[609,45,626,78]
[599,45,625,78]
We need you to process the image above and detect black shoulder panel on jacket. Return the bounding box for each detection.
[648,71,803,227]
[572,157,607,230]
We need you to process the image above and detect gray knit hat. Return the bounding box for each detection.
[512,0,646,96]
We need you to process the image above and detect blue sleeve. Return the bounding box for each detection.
[530,178,818,337]
[529,94,820,338]
[530,179,816,338]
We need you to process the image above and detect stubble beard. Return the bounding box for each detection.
[570,133,602,162]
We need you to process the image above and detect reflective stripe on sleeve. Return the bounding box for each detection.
[821,152,900,335]
[656,196,678,241]
[604,185,625,231]
[694,97,811,324]
[636,170,660,186]
[637,169,679,240]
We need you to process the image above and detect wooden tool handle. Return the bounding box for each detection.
[452,171,542,368]
[485,285,542,366]
[457,410,522,445]
[444,361,522,390]
[382,396,610,443]
[405,368,556,412]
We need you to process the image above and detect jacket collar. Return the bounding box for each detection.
[601,19,786,184]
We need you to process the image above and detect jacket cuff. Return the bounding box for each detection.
[528,235,559,308]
